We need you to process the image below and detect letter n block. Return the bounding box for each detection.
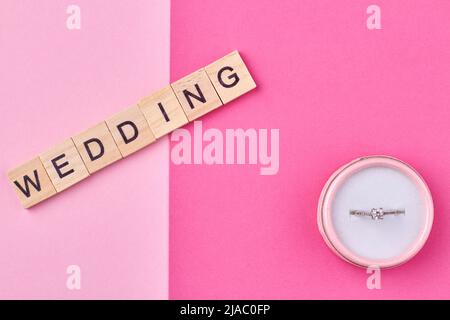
[105,105,156,157]
[205,50,256,104]
[72,122,122,174]
[40,139,90,192]
[171,69,222,121]
[7,157,57,208]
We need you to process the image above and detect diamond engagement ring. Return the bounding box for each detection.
[349,208,405,220]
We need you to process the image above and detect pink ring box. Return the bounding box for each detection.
[317,155,434,268]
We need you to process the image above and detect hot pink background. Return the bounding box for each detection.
[1,0,450,300]
[170,0,450,299]
[0,0,169,299]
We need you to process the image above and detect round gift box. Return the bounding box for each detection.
[317,155,434,268]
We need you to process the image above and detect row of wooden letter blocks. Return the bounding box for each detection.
[8,51,256,208]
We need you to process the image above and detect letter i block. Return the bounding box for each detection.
[171,69,223,121]
[105,105,156,157]
[40,139,90,192]
[72,122,122,174]
[7,157,57,208]
[138,86,188,138]
[205,50,256,104]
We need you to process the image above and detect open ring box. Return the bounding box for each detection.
[317,156,434,268]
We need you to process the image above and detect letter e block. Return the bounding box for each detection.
[105,105,156,157]
[205,50,256,104]
[72,122,122,174]
[7,157,57,208]
[171,69,222,121]
[40,139,90,192]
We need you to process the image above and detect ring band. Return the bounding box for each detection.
[349,208,405,220]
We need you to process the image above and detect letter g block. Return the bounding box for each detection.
[205,50,256,104]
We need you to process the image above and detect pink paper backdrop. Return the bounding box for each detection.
[170,0,450,299]
[2,0,450,300]
[0,0,169,299]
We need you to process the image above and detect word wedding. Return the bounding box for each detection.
[8,51,256,208]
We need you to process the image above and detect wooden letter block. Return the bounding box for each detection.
[72,122,122,174]
[205,50,256,104]
[171,69,222,121]
[40,139,90,192]
[105,105,156,157]
[7,157,57,208]
[138,86,188,138]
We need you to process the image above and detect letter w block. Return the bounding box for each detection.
[7,157,56,208]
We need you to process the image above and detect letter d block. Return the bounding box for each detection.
[40,139,90,192]
[205,50,256,104]
[7,157,57,208]
[72,122,122,174]
[106,105,156,157]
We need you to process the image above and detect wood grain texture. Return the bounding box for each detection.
[40,139,90,192]
[205,50,256,104]
[7,157,57,208]
[171,68,222,121]
[105,105,156,157]
[72,122,122,174]
[139,86,188,138]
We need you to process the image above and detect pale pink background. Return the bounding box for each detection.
[170,0,450,299]
[0,0,169,298]
[2,0,450,300]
